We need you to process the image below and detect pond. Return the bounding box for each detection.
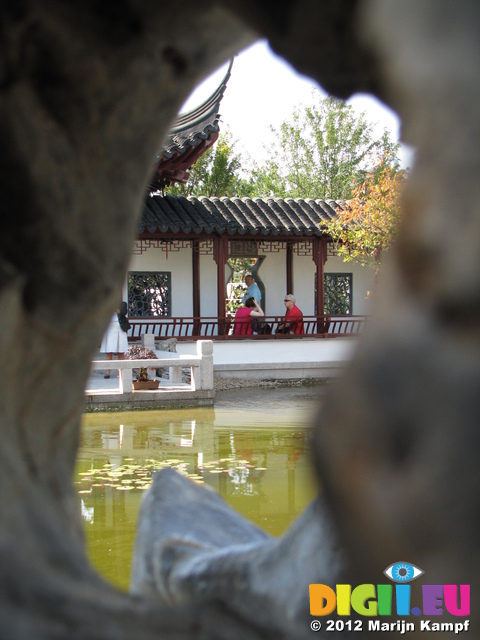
[76,385,325,591]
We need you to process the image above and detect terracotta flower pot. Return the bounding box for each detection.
[133,380,160,390]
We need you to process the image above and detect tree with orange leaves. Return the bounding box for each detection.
[324,163,408,274]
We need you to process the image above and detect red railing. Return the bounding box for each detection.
[127,315,367,341]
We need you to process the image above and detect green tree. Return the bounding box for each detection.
[323,161,407,274]
[165,131,252,197]
[250,95,400,200]
[249,160,287,198]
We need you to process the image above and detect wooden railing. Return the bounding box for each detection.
[126,315,367,341]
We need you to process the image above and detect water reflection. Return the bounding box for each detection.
[77,385,324,590]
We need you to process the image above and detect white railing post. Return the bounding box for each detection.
[119,367,133,393]
[169,365,183,384]
[192,340,214,391]
[141,333,158,379]
[141,333,155,348]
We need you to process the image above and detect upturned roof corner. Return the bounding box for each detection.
[150,59,234,191]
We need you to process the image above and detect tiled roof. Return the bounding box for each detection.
[139,195,344,236]
[160,60,232,159]
[150,60,233,190]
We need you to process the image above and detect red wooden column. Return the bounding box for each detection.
[214,236,228,334]
[286,242,293,294]
[192,240,200,335]
[313,236,328,332]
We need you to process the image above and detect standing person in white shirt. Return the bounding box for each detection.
[100,302,129,378]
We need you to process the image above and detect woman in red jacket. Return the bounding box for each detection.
[233,297,264,335]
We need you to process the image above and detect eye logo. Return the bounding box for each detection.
[384,561,424,583]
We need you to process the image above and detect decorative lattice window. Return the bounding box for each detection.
[128,272,171,316]
[324,273,352,315]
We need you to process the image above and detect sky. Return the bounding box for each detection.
[182,39,414,169]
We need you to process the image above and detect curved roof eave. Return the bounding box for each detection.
[171,58,233,134]
[159,58,234,158]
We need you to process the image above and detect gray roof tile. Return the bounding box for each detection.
[139,195,343,237]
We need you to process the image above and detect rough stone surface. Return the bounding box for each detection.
[312,1,480,603]
[131,469,344,640]
[158,338,178,352]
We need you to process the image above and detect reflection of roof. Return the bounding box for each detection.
[139,195,343,236]
[150,60,233,190]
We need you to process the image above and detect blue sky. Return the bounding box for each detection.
[182,40,414,169]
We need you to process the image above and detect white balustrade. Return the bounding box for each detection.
[90,339,213,393]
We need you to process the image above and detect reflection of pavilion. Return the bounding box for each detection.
[77,411,317,591]
[210,428,313,532]
[79,418,314,530]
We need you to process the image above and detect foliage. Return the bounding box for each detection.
[228,257,256,284]
[249,160,286,198]
[165,131,252,198]
[226,257,257,316]
[249,95,400,200]
[323,162,407,273]
[124,345,158,381]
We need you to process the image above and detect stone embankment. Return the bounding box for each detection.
[214,377,330,391]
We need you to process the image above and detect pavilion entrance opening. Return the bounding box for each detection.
[226,255,266,320]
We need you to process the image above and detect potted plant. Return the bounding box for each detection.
[124,344,160,390]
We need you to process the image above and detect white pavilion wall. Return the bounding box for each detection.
[293,253,315,316]
[199,253,218,317]
[255,252,285,315]
[249,250,375,317]
[127,246,193,316]
[253,252,315,316]
[126,243,376,318]
[325,255,375,316]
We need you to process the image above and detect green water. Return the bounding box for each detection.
[77,386,324,591]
